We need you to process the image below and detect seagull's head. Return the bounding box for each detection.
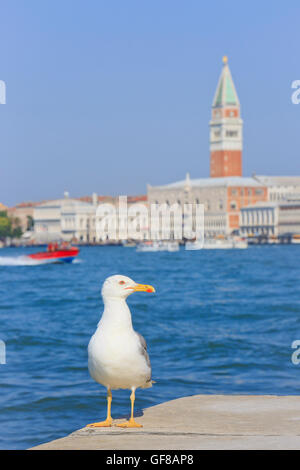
[101,275,155,301]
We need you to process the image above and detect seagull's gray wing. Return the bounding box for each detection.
[136,331,152,382]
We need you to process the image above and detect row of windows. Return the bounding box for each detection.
[241,210,275,225]
[212,130,239,139]
[154,200,225,210]
[270,192,300,201]
[231,188,264,196]
[241,227,275,235]
[205,219,226,227]
[213,109,237,119]
[154,190,264,208]
[226,130,238,137]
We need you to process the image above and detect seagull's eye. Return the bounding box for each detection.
[119,280,125,285]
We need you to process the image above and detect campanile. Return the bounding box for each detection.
[210,57,243,177]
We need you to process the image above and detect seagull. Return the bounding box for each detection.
[87,274,155,428]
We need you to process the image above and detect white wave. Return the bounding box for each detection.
[0,256,58,266]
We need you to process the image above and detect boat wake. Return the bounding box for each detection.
[0,256,59,266]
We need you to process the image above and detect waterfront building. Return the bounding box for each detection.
[148,57,267,238]
[77,194,149,242]
[148,173,267,238]
[7,202,38,233]
[33,192,149,243]
[33,192,96,243]
[253,175,300,202]
[240,200,300,238]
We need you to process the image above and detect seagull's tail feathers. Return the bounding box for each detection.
[142,379,156,389]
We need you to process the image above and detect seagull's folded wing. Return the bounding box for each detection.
[136,331,153,387]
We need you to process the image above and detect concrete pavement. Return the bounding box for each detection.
[31,395,300,450]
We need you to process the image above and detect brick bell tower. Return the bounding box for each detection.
[210,56,243,177]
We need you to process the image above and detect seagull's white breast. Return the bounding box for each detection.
[88,325,150,390]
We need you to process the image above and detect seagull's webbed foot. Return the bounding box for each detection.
[87,418,113,428]
[116,389,142,428]
[86,389,113,428]
[116,418,142,428]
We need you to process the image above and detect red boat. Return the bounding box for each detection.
[27,247,79,264]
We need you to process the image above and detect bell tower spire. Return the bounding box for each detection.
[209,57,243,177]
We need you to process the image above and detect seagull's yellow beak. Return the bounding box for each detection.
[132,284,155,293]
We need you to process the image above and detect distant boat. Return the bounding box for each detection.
[122,241,137,248]
[186,237,248,250]
[167,241,180,252]
[231,238,248,249]
[26,246,79,263]
[137,241,179,252]
[292,235,300,244]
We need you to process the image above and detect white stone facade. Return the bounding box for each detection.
[240,201,300,237]
[33,196,96,243]
[148,175,230,238]
[33,194,149,243]
[148,174,267,238]
[253,176,300,202]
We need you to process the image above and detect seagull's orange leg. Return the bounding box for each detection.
[116,388,142,428]
[86,389,113,427]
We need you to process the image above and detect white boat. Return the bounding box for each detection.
[136,241,179,252]
[122,240,137,248]
[268,237,279,245]
[232,239,248,249]
[185,239,204,250]
[167,241,180,252]
[186,237,248,250]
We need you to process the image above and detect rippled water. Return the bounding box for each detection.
[0,245,300,449]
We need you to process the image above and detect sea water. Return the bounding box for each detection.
[0,245,299,449]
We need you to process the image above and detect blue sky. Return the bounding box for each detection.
[1,0,300,206]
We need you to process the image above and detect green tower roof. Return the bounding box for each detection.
[213,57,240,107]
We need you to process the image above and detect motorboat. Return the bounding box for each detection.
[26,246,79,263]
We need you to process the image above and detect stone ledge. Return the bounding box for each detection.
[30,395,300,450]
